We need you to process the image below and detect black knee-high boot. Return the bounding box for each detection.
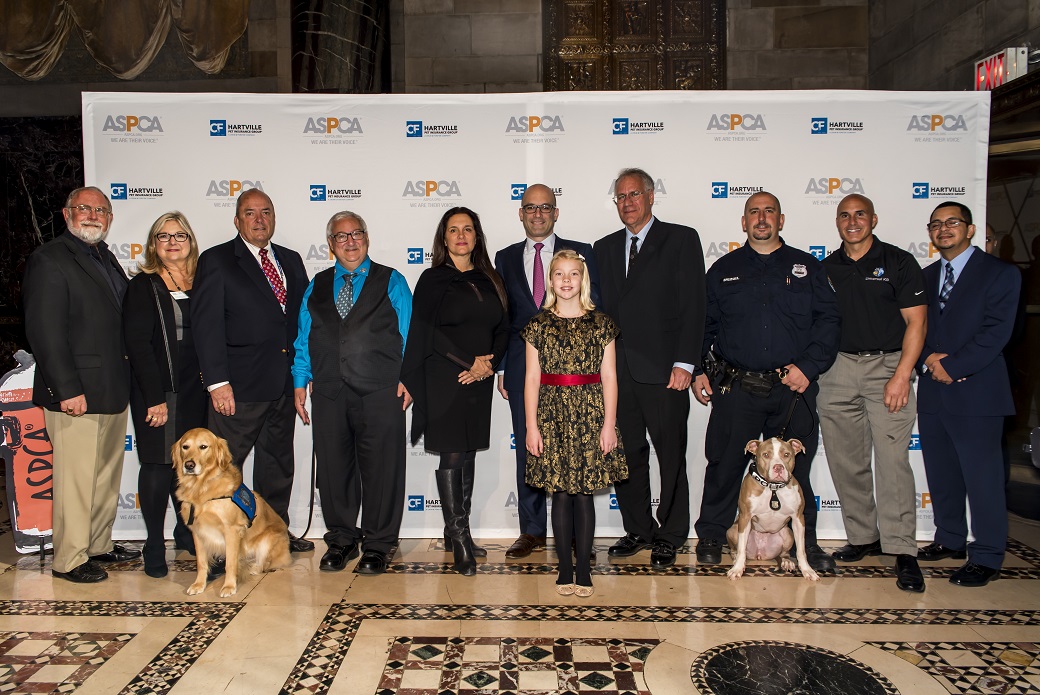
[436,468,476,576]
[139,464,172,578]
[169,474,195,554]
[444,454,487,557]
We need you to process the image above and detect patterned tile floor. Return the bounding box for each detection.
[0,514,1039,694]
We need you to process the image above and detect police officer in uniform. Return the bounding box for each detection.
[692,192,840,572]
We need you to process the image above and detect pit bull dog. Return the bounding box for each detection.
[726,437,819,581]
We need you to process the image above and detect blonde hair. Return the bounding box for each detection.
[134,211,200,278]
[543,249,595,312]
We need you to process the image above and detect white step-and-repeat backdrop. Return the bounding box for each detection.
[81,90,990,541]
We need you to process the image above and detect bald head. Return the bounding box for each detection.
[519,183,559,241]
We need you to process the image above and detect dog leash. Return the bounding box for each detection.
[776,392,816,442]
[298,424,318,540]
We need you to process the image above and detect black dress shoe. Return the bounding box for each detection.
[696,538,723,565]
[895,554,925,593]
[650,540,677,568]
[917,542,966,561]
[803,544,837,573]
[949,561,999,587]
[832,540,883,562]
[505,533,545,559]
[320,543,359,572]
[289,533,315,553]
[207,559,226,582]
[356,550,389,575]
[607,533,651,557]
[53,560,108,583]
[89,544,142,563]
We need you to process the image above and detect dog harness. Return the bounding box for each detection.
[183,483,258,527]
[748,461,788,511]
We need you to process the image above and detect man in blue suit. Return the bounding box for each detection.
[917,201,1021,587]
[494,183,599,559]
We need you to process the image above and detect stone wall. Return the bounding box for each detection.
[390,0,542,93]
[869,0,1040,90]
[726,0,870,90]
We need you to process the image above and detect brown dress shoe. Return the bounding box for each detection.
[505,533,546,559]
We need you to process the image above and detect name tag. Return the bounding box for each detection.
[170,291,189,300]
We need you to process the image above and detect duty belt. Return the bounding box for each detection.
[704,350,787,397]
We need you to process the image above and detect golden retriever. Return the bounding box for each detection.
[172,428,291,596]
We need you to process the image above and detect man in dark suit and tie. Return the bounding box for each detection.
[192,188,315,553]
[593,168,706,568]
[917,201,1021,587]
[23,186,141,583]
[495,183,599,558]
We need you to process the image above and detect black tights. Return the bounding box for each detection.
[138,463,193,555]
[438,451,475,470]
[552,491,595,587]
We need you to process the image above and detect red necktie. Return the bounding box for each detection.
[259,247,287,310]
[532,242,545,308]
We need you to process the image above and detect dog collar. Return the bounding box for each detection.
[183,483,257,527]
[748,462,788,511]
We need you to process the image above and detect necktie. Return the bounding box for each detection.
[259,247,287,311]
[336,273,356,318]
[628,235,639,272]
[532,242,545,308]
[939,262,954,312]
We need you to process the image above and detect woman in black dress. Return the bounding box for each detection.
[402,207,509,575]
[123,212,208,577]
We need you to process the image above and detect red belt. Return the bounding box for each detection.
[541,373,600,386]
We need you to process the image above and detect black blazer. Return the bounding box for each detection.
[593,219,706,384]
[22,232,130,413]
[917,248,1020,417]
[192,235,308,402]
[494,236,600,393]
[123,272,180,408]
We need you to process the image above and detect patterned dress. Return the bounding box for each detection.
[522,310,628,494]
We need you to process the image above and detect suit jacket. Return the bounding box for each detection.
[917,248,1020,416]
[192,235,308,402]
[593,219,706,384]
[494,236,600,392]
[22,232,130,413]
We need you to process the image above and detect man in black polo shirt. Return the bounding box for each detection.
[818,194,927,592]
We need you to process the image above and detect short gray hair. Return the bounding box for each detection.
[326,211,367,237]
[65,186,111,209]
[615,167,654,193]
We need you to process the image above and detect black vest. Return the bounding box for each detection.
[307,262,403,397]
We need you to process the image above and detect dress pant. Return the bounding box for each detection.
[208,394,297,525]
[507,388,547,537]
[614,355,691,547]
[695,379,820,545]
[818,352,917,555]
[311,382,406,554]
[45,408,129,573]
[919,410,1006,569]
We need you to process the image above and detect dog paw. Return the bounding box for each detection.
[726,565,745,581]
[780,557,796,573]
[801,566,820,582]
[186,582,206,595]
[219,584,238,597]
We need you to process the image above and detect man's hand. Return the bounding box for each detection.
[496,374,508,400]
[693,374,713,405]
[398,382,412,410]
[883,375,912,413]
[210,384,236,416]
[779,364,810,393]
[145,402,168,427]
[294,386,310,425]
[59,394,87,417]
[929,359,954,384]
[667,366,692,391]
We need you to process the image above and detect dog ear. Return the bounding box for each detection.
[215,435,233,470]
[788,439,804,455]
[171,439,183,468]
[744,440,760,454]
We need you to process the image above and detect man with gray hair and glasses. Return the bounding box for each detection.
[292,211,413,575]
[23,186,141,583]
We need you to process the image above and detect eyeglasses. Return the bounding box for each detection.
[612,190,647,205]
[926,217,967,232]
[68,204,111,216]
[329,230,366,243]
[521,203,555,214]
[155,232,190,243]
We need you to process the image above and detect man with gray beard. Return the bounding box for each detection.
[23,186,139,583]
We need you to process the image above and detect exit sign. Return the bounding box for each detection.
[975,48,1028,90]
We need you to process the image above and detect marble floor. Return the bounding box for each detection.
[1,517,1039,695]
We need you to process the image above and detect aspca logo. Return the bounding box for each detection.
[116,492,140,510]
[607,178,667,196]
[402,180,462,197]
[310,184,361,202]
[705,241,743,259]
[906,242,939,259]
[804,177,864,195]
[206,179,264,197]
[303,116,363,134]
[111,182,163,200]
[407,495,425,511]
[511,184,528,201]
[210,119,261,136]
[706,113,766,131]
[907,114,968,132]
[505,115,565,133]
[102,115,164,133]
[809,245,826,260]
[110,243,145,261]
[915,492,932,509]
[407,248,430,265]
[305,244,334,261]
